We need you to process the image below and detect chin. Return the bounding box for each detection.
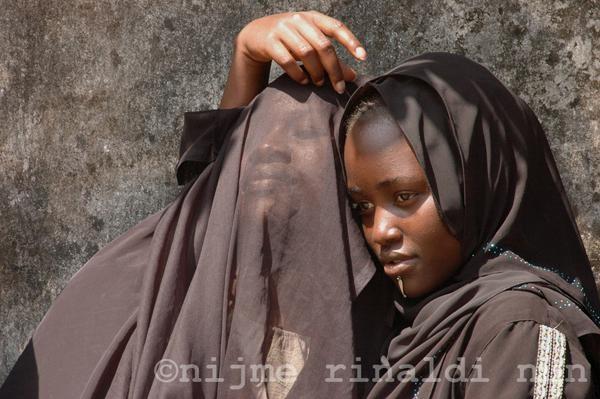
[399,276,433,299]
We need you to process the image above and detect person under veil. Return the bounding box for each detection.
[1,12,392,398]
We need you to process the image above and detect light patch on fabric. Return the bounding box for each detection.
[533,324,566,399]
[264,326,310,399]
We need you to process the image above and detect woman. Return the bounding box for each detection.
[0,12,390,398]
[340,52,600,397]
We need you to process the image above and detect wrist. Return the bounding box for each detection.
[220,33,271,109]
[233,31,270,70]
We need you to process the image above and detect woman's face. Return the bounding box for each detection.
[241,95,329,222]
[344,108,462,298]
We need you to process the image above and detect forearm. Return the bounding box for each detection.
[219,36,271,109]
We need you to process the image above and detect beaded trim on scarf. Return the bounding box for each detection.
[483,243,600,326]
[533,325,567,399]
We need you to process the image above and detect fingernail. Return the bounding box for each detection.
[335,80,346,94]
[355,46,367,60]
[301,77,309,84]
[315,79,325,86]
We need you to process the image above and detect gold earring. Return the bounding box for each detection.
[396,276,407,298]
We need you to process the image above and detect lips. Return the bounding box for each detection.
[380,253,417,278]
[251,164,292,182]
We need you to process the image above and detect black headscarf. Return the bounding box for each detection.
[1,74,391,398]
[339,52,600,397]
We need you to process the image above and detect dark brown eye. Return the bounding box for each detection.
[394,192,416,205]
[351,201,374,214]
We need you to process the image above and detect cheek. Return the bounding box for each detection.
[294,141,321,165]
[409,196,457,255]
[407,196,462,293]
[294,139,328,184]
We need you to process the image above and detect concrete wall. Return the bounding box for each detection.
[1,0,598,383]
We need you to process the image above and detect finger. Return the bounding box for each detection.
[276,24,325,85]
[304,11,366,60]
[268,39,309,84]
[292,17,346,93]
[340,61,357,82]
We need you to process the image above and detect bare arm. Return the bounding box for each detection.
[219,11,366,109]
[219,38,272,109]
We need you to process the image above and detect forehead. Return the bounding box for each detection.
[245,90,335,145]
[255,87,334,120]
[344,113,426,189]
[344,110,408,159]
[345,136,417,173]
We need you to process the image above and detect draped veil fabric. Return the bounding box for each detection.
[1,74,391,398]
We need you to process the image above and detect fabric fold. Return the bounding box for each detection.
[1,73,389,398]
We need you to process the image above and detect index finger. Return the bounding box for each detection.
[304,11,366,60]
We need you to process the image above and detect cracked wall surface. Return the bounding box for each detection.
[1,0,598,383]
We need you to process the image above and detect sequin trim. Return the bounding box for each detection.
[533,325,566,399]
[483,242,600,325]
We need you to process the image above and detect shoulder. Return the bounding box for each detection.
[463,287,581,360]
[465,286,569,344]
[458,288,597,398]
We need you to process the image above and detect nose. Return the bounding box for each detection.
[372,207,403,249]
[255,142,292,164]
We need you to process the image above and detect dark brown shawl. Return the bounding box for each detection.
[339,52,600,398]
[0,74,391,398]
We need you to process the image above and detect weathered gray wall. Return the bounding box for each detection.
[1,0,598,384]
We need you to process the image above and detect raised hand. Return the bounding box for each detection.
[220,11,366,108]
